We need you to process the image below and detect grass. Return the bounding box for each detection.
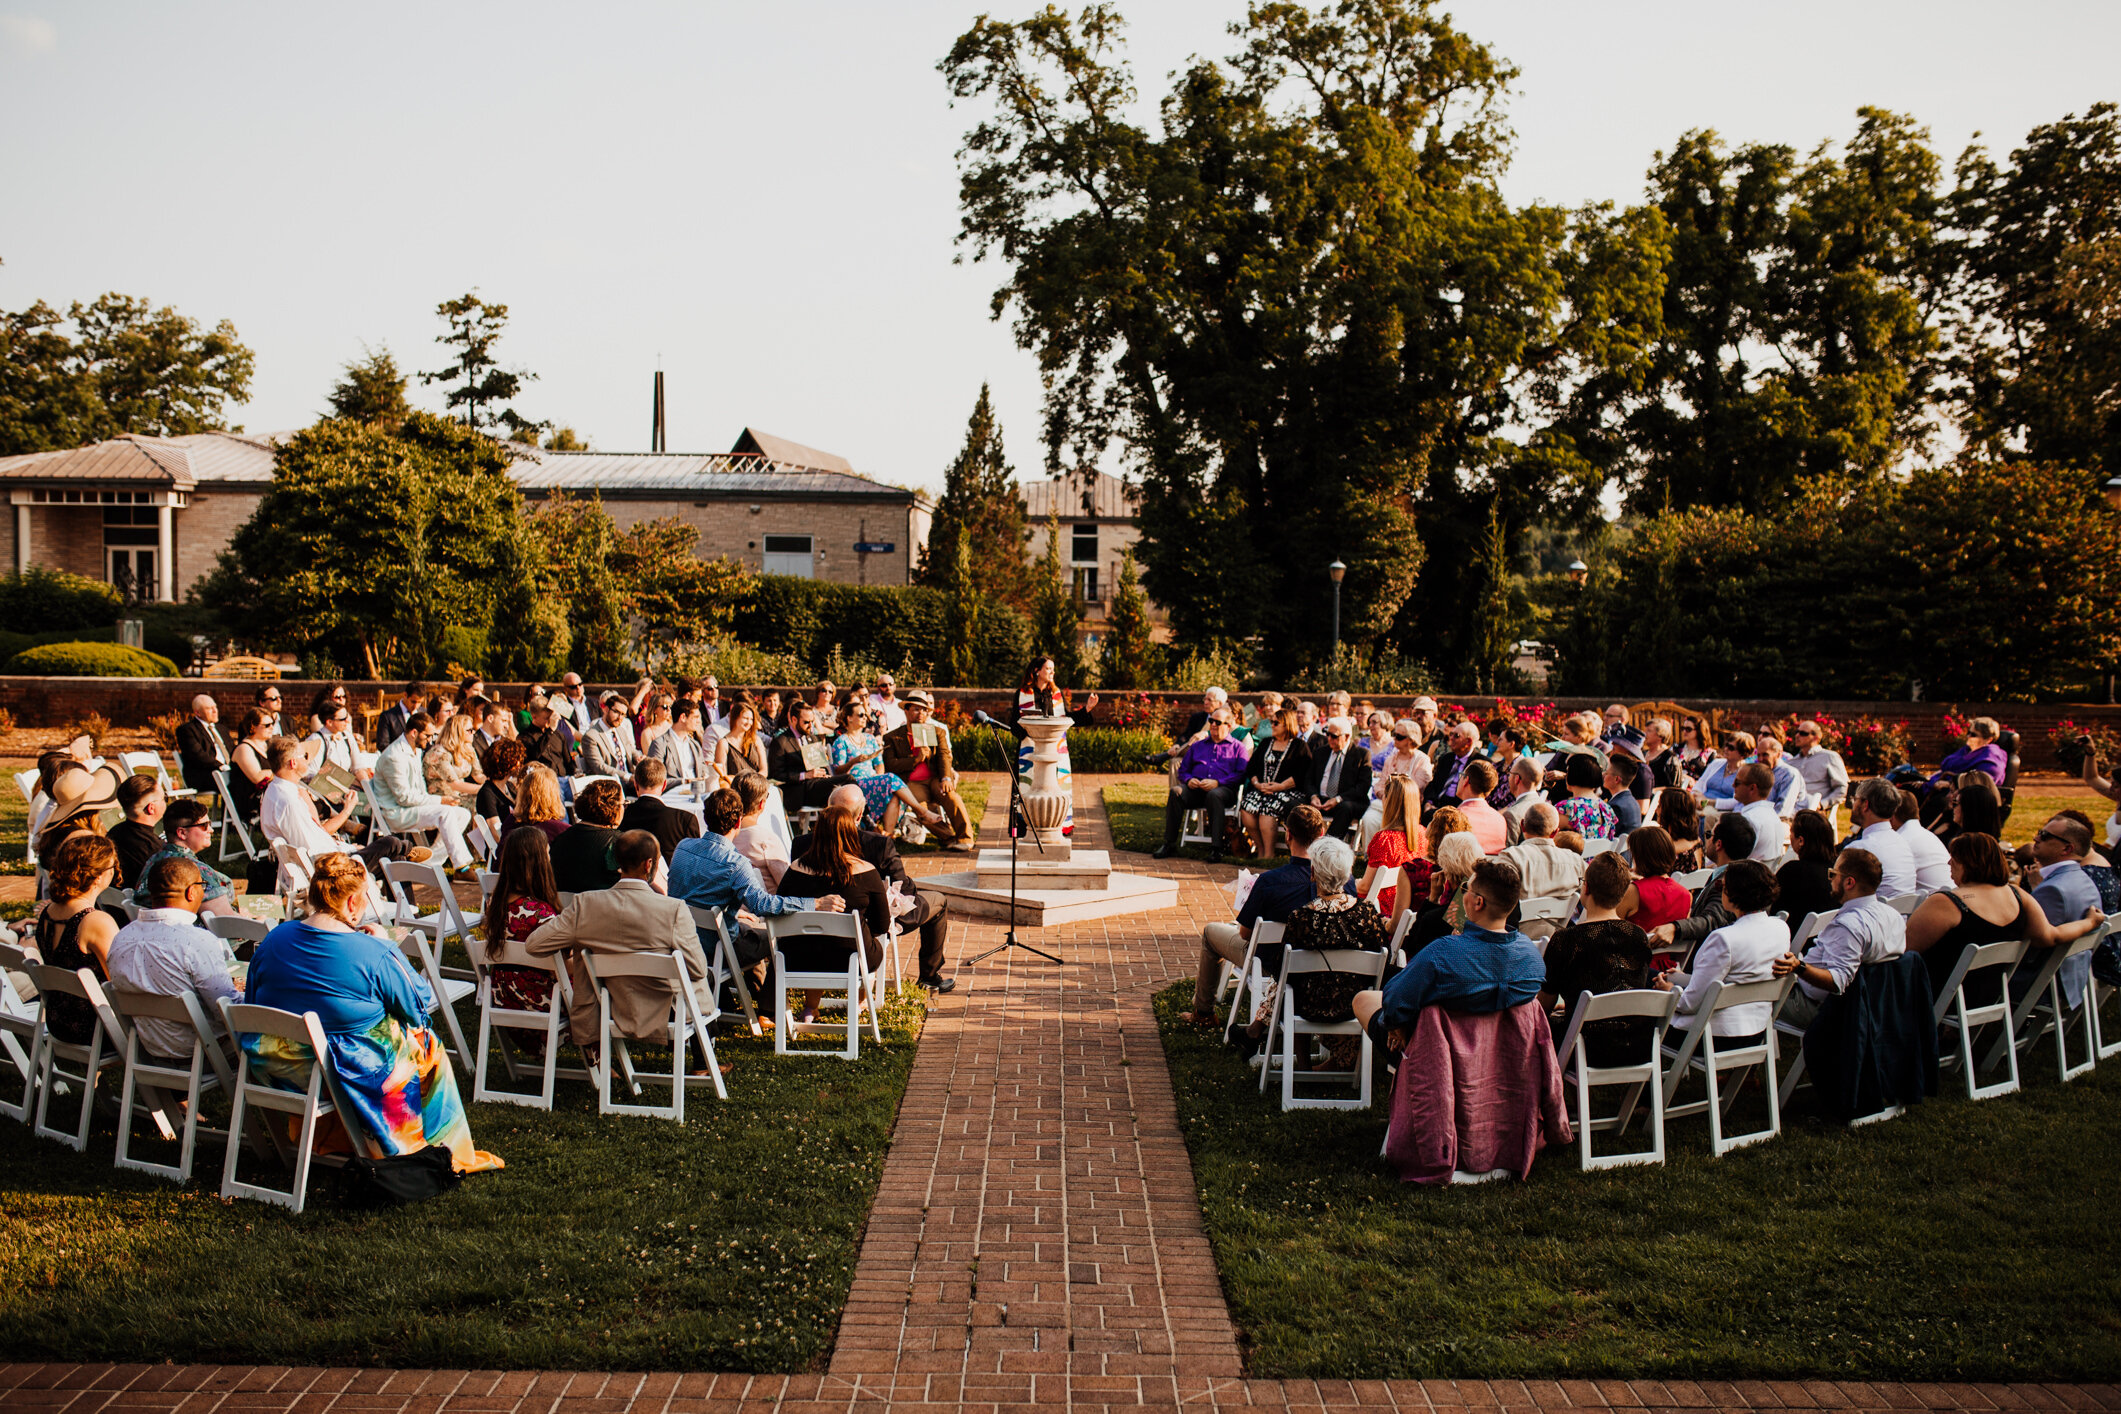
[1104,780,1292,870]
[896,780,990,855]
[0,988,927,1372]
[1154,980,2121,1382]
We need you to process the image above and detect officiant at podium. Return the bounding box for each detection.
[1014,656,1096,840]
[883,692,975,852]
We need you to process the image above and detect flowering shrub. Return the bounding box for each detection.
[1098,690,1162,730]
[1836,717,1916,775]
[2050,719,2121,775]
[1941,710,2014,742]
[1479,698,1570,741]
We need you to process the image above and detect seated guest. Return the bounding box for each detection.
[1655,787,1705,871]
[1730,762,1785,860]
[1923,716,2007,800]
[1362,712,1395,771]
[1238,708,1313,860]
[1847,778,1917,898]
[1894,788,1953,895]
[1753,732,1804,817]
[1607,736,1654,802]
[1939,774,2005,844]
[1233,837,1387,1060]
[1641,718,1679,791]
[669,787,847,989]
[1352,858,1542,1053]
[109,775,167,890]
[1423,721,1482,811]
[477,738,527,840]
[1485,727,1530,807]
[714,701,770,786]
[1357,720,1433,849]
[1499,803,1588,907]
[832,694,945,835]
[774,803,893,1023]
[1557,753,1619,842]
[376,681,426,751]
[882,691,976,851]
[1303,717,1372,842]
[524,831,721,1067]
[176,694,230,797]
[260,736,426,877]
[135,799,240,919]
[1654,859,1786,1050]
[225,707,275,831]
[550,778,625,894]
[474,699,516,753]
[372,712,476,872]
[1358,778,1423,920]
[1498,757,1545,845]
[578,691,639,781]
[1776,810,1840,929]
[650,697,711,787]
[769,701,843,809]
[28,834,121,1047]
[481,826,565,1047]
[1620,825,1691,932]
[2024,813,2105,1005]
[1693,731,1752,809]
[106,855,239,1060]
[1787,720,1850,811]
[1772,846,1907,1032]
[1541,852,1653,1065]
[1155,709,1248,861]
[517,700,576,780]
[1176,805,1336,1025]
[1603,758,1643,834]
[1454,759,1507,853]
[242,853,501,1172]
[1905,832,2102,1007]
[304,696,372,790]
[731,773,791,889]
[621,757,704,863]
[423,714,484,806]
[1426,831,1486,935]
[791,783,957,992]
[513,764,570,843]
[1599,703,1643,748]
[1647,813,1757,956]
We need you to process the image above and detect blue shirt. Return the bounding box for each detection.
[2033,858,2100,1008]
[668,831,805,919]
[1610,790,1642,833]
[1238,858,1355,932]
[1371,923,1545,1042]
[244,920,434,1036]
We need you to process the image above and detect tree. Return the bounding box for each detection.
[486,521,571,681]
[207,412,520,677]
[325,344,410,428]
[1100,547,1152,688]
[0,266,253,455]
[418,292,543,439]
[917,384,1035,609]
[543,425,589,450]
[1949,104,2121,478]
[1029,513,1087,686]
[942,1,1668,680]
[936,524,983,686]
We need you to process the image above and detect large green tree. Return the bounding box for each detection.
[419,292,544,439]
[207,412,519,677]
[0,266,254,455]
[917,384,1036,610]
[942,1,1667,682]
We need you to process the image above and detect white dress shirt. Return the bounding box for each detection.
[1849,821,1917,899]
[261,775,346,859]
[1795,894,1906,1002]
[869,693,908,735]
[106,907,238,1060]
[1673,910,1789,1038]
[1739,798,1785,860]
[1896,819,1952,896]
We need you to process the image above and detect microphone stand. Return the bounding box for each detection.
[966,710,1062,967]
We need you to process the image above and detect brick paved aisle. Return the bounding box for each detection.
[5,777,2116,1412]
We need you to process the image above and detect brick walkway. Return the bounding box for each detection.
[4,778,2113,1413]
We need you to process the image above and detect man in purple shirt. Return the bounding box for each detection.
[1156,710,1249,861]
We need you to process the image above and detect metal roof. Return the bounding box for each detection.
[1022,471,1138,522]
[0,431,290,488]
[729,427,855,474]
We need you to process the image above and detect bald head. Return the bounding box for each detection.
[1524,802,1560,838]
[829,783,867,817]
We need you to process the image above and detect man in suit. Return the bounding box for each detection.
[376,681,427,752]
[1302,716,1372,841]
[525,830,721,1059]
[768,702,843,809]
[650,698,709,787]
[579,691,638,782]
[518,700,576,779]
[1424,720,1482,812]
[881,691,973,851]
[176,693,229,796]
[620,757,701,861]
[794,782,956,992]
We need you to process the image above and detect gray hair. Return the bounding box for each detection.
[1436,832,1484,879]
[1203,687,1228,704]
[1510,757,1543,787]
[1306,836,1355,895]
[1855,778,1902,819]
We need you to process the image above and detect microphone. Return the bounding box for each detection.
[975,709,1029,741]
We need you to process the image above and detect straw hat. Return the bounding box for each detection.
[45,762,127,833]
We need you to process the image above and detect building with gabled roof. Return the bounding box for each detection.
[1022,471,1169,645]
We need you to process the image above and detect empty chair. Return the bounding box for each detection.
[688,904,761,1036]
[1674,867,1716,894]
[211,768,263,863]
[769,912,882,1059]
[1659,975,1798,1156]
[1556,986,1679,1169]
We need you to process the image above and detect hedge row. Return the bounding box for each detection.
[949,724,1172,775]
[4,641,181,677]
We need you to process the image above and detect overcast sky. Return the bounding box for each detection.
[1,2,2115,494]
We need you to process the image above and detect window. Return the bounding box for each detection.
[762,533,814,579]
[1072,566,1100,605]
[103,505,159,547]
[1071,523,1098,563]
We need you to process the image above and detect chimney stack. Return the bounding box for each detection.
[651,370,666,453]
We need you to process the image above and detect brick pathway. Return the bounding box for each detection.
[5,777,2113,1413]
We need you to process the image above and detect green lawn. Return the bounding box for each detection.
[897,780,990,855]
[0,990,926,1372]
[1154,980,2121,1382]
[1104,780,1292,869]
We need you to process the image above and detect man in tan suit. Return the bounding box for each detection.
[524,830,718,1049]
[880,691,974,851]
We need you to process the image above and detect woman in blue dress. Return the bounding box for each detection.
[832,693,946,834]
[1014,656,1097,838]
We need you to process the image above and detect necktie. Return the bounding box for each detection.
[1323,751,1342,798]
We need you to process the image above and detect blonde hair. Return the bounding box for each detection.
[437,712,477,765]
[1381,777,1421,848]
[517,764,565,824]
[308,852,369,920]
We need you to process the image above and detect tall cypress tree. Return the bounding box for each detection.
[919,385,1035,610]
[1101,548,1151,689]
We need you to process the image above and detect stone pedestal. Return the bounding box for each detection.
[1015,714,1075,861]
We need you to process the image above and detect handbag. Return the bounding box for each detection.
[332,1143,461,1208]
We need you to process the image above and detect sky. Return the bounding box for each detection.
[1,1,2117,496]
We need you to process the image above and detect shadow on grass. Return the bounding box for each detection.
[1103,781,1291,870]
[1153,980,2121,1382]
[0,988,928,1373]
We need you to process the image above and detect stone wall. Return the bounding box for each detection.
[2,676,2117,772]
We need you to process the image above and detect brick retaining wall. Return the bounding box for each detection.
[5,677,2116,773]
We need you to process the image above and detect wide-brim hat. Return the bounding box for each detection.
[1607,736,1645,762]
[901,690,934,708]
[46,763,126,832]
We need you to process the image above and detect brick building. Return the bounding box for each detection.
[0,425,930,598]
[1022,471,1170,645]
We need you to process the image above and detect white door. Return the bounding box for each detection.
[762,534,814,578]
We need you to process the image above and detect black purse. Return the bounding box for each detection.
[332,1144,461,1208]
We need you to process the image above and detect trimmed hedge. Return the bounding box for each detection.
[951,724,1172,775]
[730,575,1031,687]
[0,569,123,633]
[5,641,181,678]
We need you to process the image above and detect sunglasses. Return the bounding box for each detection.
[2036,829,2070,846]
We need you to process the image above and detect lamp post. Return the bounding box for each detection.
[1328,559,1347,660]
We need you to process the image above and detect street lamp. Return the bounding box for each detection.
[1328,559,1347,659]
[2105,477,2121,512]
[1567,558,1589,587]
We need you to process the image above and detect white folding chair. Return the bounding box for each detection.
[211,768,263,863]
[579,948,725,1117]
[1935,937,2027,1100]
[119,751,167,788]
[25,964,128,1152]
[1659,975,1796,1156]
[1674,867,1715,894]
[0,942,39,1122]
[1882,894,1921,917]
[468,818,499,867]
[769,912,882,1059]
[1258,947,1389,1110]
[688,904,761,1036]
[1360,864,1400,913]
[1382,910,1417,968]
[473,939,590,1110]
[1556,987,1679,1169]
[1984,926,2103,1084]
[96,885,138,922]
[218,1001,347,1213]
[1219,919,1285,1043]
[1516,896,1572,945]
[208,914,270,953]
[2094,973,2121,1064]
[110,986,238,1183]
[1582,838,1619,858]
